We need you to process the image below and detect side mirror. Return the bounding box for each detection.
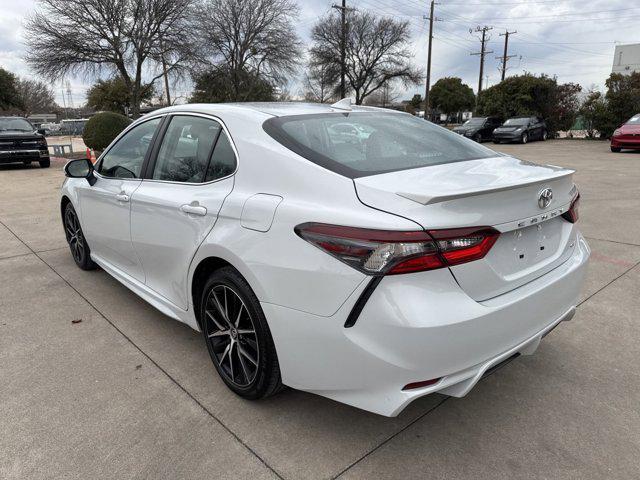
[37,128,47,136]
[64,158,96,186]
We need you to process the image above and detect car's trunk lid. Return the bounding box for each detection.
[354,155,578,300]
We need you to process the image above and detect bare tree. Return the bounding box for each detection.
[363,82,399,107]
[303,64,338,103]
[24,0,194,117]
[310,11,422,105]
[15,78,57,115]
[189,0,302,101]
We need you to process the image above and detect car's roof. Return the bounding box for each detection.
[150,102,401,118]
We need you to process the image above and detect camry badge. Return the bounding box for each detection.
[538,188,553,209]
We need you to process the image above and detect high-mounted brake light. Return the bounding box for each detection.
[295,223,500,275]
[562,193,580,223]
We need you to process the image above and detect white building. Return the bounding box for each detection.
[612,43,640,75]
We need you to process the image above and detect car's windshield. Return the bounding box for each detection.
[503,118,529,126]
[463,118,485,126]
[263,113,496,178]
[0,118,34,132]
[626,114,640,125]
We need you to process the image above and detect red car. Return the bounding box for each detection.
[611,114,640,152]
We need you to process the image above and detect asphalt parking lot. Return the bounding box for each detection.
[1,139,639,479]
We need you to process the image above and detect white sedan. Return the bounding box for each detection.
[61,101,589,416]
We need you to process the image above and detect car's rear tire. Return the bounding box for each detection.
[611,146,621,153]
[521,132,528,144]
[200,267,283,400]
[63,203,97,270]
[39,159,50,168]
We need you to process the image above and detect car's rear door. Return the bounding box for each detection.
[80,116,163,282]
[129,114,236,310]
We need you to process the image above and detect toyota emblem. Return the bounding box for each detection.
[538,188,553,209]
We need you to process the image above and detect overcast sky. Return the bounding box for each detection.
[0,0,637,106]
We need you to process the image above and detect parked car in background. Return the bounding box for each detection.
[493,116,547,144]
[40,122,62,136]
[610,114,640,152]
[0,117,50,168]
[452,116,502,142]
[60,102,588,417]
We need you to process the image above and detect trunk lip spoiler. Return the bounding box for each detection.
[395,168,575,206]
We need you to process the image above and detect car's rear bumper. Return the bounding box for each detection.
[263,232,590,416]
[611,137,640,149]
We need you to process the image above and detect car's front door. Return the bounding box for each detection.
[130,114,236,310]
[80,117,163,282]
[529,117,541,139]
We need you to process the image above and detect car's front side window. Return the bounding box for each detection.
[98,118,161,179]
[152,116,222,183]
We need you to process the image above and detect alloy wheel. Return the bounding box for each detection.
[203,285,259,387]
[64,207,85,264]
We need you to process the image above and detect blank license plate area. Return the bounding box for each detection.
[489,217,564,277]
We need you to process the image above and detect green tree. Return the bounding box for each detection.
[408,94,423,111]
[87,78,155,115]
[604,72,640,131]
[429,77,475,119]
[477,74,581,135]
[579,90,616,138]
[189,67,275,103]
[83,112,132,152]
[0,67,22,111]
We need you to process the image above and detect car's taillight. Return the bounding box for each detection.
[295,223,500,275]
[562,193,580,223]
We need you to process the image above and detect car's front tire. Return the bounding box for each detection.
[611,146,621,153]
[541,130,548,141]
[39,159,50,168]
[474,133,482,143]
[63,203,96,270]
[200,267,283,400]
[521,132,529,144]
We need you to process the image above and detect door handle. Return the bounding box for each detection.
[115,193,130,202]
[180,204,207,216]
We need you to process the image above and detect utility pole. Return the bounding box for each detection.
[332,1,349,99]
[159,36,171,106]
[470,26,493,101]
[496,30,517,82]
[423,0,439,118]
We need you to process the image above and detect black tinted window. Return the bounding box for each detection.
[205,131,236,182]
[98,118,160,179]
[153,116,221,183]
[263,113,496,178]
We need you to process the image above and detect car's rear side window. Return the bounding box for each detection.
[263,113,496,178]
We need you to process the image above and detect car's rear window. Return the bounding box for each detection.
[263,113,497,178]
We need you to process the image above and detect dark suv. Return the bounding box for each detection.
[0,117,50,168]
[452,116,502,142]
[493,116,547,144]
